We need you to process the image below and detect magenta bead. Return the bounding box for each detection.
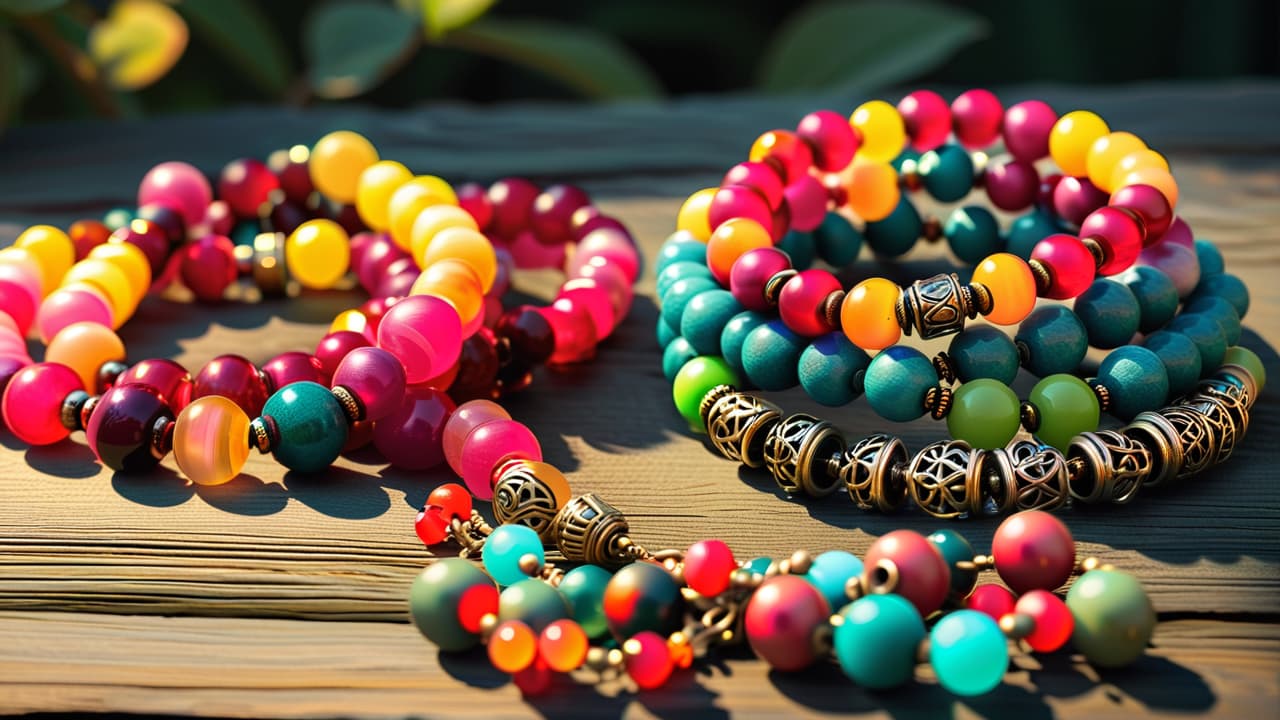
[201,201,234,237]
[730,247,792,312]
[112,220,171,277]
[1003,100,1057,162]
[951,89,1003,149]
[1110,184,1173,242]
[85,384,173,472]
[898,90,952,152]
[1155,216,1193,249]
[490,245,514,298]
[376,295,463,384]
[315,330,370,380]
[570,207,630,243]
[138,161,213,227]
[2,362,83,445]
[0,278,37,337]
[487,178,540,240]
[356,235,410,294]
[456,418,541,499]
[723,162,785,210]
[371,385,455,469]
[331,346,408,421]
[35,287,113,343]
[1031,234,1096,300]
[709,185,774,237]
[1080,207,1144,276]
[743,575,831,671]
[783,175,828,232]
[1053,176,1109,227]
[558,283,617,340]
[0,326,27,358]
[530,184,591,245]
[261,351,326,391]
[683,539,736,598]
[864,529,951,616]
[348,231,377,267]
[1139,240,1201,298]
[983,158,1039,211]
[0,264,42,316]
[191,354,269,416]
[573,228,640,283]
[375,267,419,300]
[442,399,511,471]
[0,356,27,406]
[992,510,1075,594]
[116,358,191,411]
[778,269,840,337]
[540,300,598,364]
[796,109,858,172]
[455,182,492,232]
[218,158,280,219]
[181,235,238,302]
[509,229,567,270]
[569,259,633,319]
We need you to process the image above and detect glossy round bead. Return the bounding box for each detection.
[483,524,544,587]
[742,320,804,391]
[729,247,791,312]
[798,333,870,407]
[992,510,1075,594]
[0,246,51,300]
[950,89,1002,148]
[966,584,1017,622]
[456,419,541,500]
[797,109,859,170]
[840,277,902,350]
[706,218,772,285]
[420,226,497,294]
[266,146,313,205]
[285,219,350,290]
[409,205,477,267]
[967,253,1034,327]
[1080,206,1144,276]
[559,564,611,638]
[744,574,831,671]
[480,177,535,240]
[924,529,977,602]
[1086,132,1146,192]
[604,562,682,639]
[864,346,938,422]
[330,346,406,422]
[541,297,599,364]
[623,631,674,690]
[538,619,589,673]
[116,358,191,411]
[45,321,125,392]
[487,619,537,674]
[15,225,74,290]
[218,158,280,219]
[776,229,816,269]
[353,160,412,232]
[375,385,456,470]
[948,326,1019,384]
[179,234,238,302]
[918,144,974,203]
[1053,176,1108,227]
[137,161,212,227]
[655,235,708,276]
[408,558,499,651]
[192,354,270,416]
[529,184,590,245]
[441,399,510,471]
[1142,330,1203,398]
[947,379,1020,450]
[1190,272,1250,319]
[983,158,1039,211]
[680,289,742,356]
[172,395,250,486]
[834,593,923,689]
[86,384,172,472]
[802,550,863,612]
[1223,346,1265,393]
[262,382,348,473]
[1002,100,1056,162]
[929,610,1008,696]
[719,310,769,375]
[69,219,111,260]
[329,309,374,342]
[672,356,739,431]
[1166,313,1227,373]
[2,363,82,444]
[722,162,784,210]
[1109,149,1170,194]
[449,330,501,402]
[849,100,905,163]
[898,90,950,152]
[1119,266,1178,333]
[310,131,378,204]
[1065,569,1155,668]
[1073,279,1141,349]
[315,330,370,380]
[1117,165,1178,208]
[62,257,135,326]
[676,188,716,241]
[864,530,950,616]
[112,218,170,279]
[1031,234,1095,300]
[1005,210,1059,261]
[1015,589,1074,653]
[1185,295,1241,346]
[778,270,840,337]
[1049,110,1109,177]
[944,206,1000,264]
[377,295,462,384]
[812,212,863,267]
[844,159,901,222]
[683,539,737,598]
[1110,184,1172,240]
[33,286,109,344]
[749,129,813,184]
[387,176,458,251]
[1158,216,1194,249]
[1028,374,1099,451]
[1095,345,1171,420]
[862,197,921,259]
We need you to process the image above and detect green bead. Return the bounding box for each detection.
[1015,305,1088,377]
[1065,569,1156,668]
[864,198,921,258]
[408,558,496,652]
[834,594,925,689]
[1073,279,1141,349]
[798,332,870,406]
[929,610,1008,696]
[661,337,698,382]
[948,326,1019,384]
[1223,346,1266,392]
[944,205,1001,264]
[720,310,770,375]
[559,565,611,638]
[1190,272,1249,319]
[1184,295,1241,346]
[1142,330,1203,398]
[813,212,864,266]
[660,276,719,330]
[1028,374,1100,451]
[946,379,1021,449]
[1096,346,1170,421]
[654,234,707,276]
[927,529,977,602]
[1005,210,1059,260]
[1194,239,1224,276]
[917,144,975,203]
[103,206,134,232]
[1167,313,1227,372]
[655,260,712,299]
[1120,266,1178,334]
[680,289,742,356]
[776,229,816,270]
[604,562,683,639]
[864,345,938,422]
[263,381,348,473]
[498,578,569,634]
[672,356,739,432]
[656,314,680,348]
[742,320,805,391]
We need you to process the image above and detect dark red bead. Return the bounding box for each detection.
[1053,176,1108,227]
[371,385,455,470]
[449,329,500,403]
[1109,183,1173,242]
[983,158,1039,212]
[111,219,170,276]
[569,207,629,243]
[1080,206,1144,275]
[530,184,591,246]
[261,351,326,391]
[456,182,493,232]
[218,158,280,219]
[744,575,830,671]
[332,203,367,236]
[0,356,27,403]
[69,219,111,260]
[86,384,174,472]
[202,201,235,237]
[136,203,185,246]
[992,510,1075,593]
[116,358,191,412]
[191,354,269,416]
[267,147,314,206]
[487,178,540,240]
[374,267,418,300]
[263,197,308,236]
[1031,234,1095,300]
[180,235,237,302]
[496,305,555,368]
[357,296,396,335]
[1037,172,1063,213]
[355,235,409,295]
[864,529,951,616]
[315,331,370,379]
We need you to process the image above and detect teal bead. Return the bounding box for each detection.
[946,379,1021,449]
[656,314,680,348]
[659,276,719,330]
[893,148,921,172]
[776,229,816,270]
[1190,272,1249,319]
[864,345,938,422]
[944,205,1001,264]
[834,594,925,689]
[1065,569,1156,668]
[1223,346,1266,392]
[559,565,611,638]
[1005,210,1060,260]
[672,356,739,432]
[798,333,870,406]
[1120,266,1178,333]
[813,212,864,266]
[1028,374,1100,451]
[1167,313,1227,372]
[1073,279,1141,349]
[231,221,259,247]
[927,529,977,602]
[948,326,1019,384]
[408,558,497,651]
[604,562,683,638]
[742,320,805,391]
[103,206,134,232]
[1194,239,1224,276]
[929,609,1009,696]
[654,234,707,276]
[498,578,569,633]
[661,337,698,383]
[1142,330,1203,398]
[1096,346,1170,420]
[481,524,544,586]
[656,260,712,299]
[262,381,348,473]
[720,310,770,375]
[680,289,743,356]
[803,550,864,612]
[1184,295,1241,346]
[747,556,773,575]
[1015,306,1088,377]
[864,198,922,258]
[917,144,975,203]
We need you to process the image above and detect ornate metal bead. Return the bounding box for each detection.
[1160,406,1217,479]
[493,461,571,541]
[1067,430,1151,504]
[551,493,633,565]
[1002,440,1070,512]
[895,273,980,340]
[1216,364,1259,408]
[1184,378,1250,464]
[251,232,290,296]
[1124,412,1184,487]
[704,391,783,468]
[975,447,1017,515]
[904,440,985,519]
[762,413,845,497]
[838,434,908,512]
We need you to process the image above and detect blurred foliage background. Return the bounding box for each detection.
[1,0,1276,130]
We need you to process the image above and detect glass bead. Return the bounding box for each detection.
[453,182,492,232]
[798,332,870,407]
[85,384,173,472]
[409,204,477,265]
[1142,330,1202,398]
[449,330,500,402]
[951,88,1002,148]
[262,381,349,473]
[1080,206,1144,276]
[864,346,938,422]
[797,109,860,170]
[331,347,406,422]
[778,269,840,337]
[948,379,1020,449]
[40,286,108,344]
[944,206,1000,265]
[313,332,369,382]
[69,219,111,259]
[655,236,708,277]
[834,594,924,689]
[1031,234,1095,300]
[420,227,497,294]
[488,620,537,674]
[309,130,379,204]
[604,562,682,639]
[180,235,238,302]
[539,619,589,673]
[748,129,813,184]
[843,158,900,222]
[706,218,772,285]
[485,177,538,240]
[117,358,191,411]
[1073,279,1141,349]
[720,310,770,375]
[45,321,125,392]
[541,298,599,364]
[191,354,269,416]
[328,309,373,342]
[1028,374,1099,451]
[929,609,1008,696]
[373,385,454,470]
[560,565,611,638]
[744,575,830,671]
[573,227,640,284]
[624,631,674,690]
[992,510,1075,594]
[1223,346,1265,392]
[173,395,250,486]
[284,219,349,290]
[1053,176,1108,227]
[948,326,1019,384]
[676,188,716,242]
[1049,110,1109,177]
[483,524,544,587]
[729,247,791,312]
[1166,313,1227,372]
[377,295,462,384]
[672,355,739,431]
[114,218,170,280]
[984,158,1039,212]
[559,282,617,341]
[15,225,74,291]
[849,100,905,163]
[812,212,863,267]
[680,289,742,356]
[1110,183,1172,240]
[458,419,541,499]
[137,161,212,227]
[1117,166,1178,208]
[1065,569,1155,668]
[1086,132,1146,193]
[2,363,82,445]
[784,175,828,232]
[570,260,633,319]
[1003,100,1057,162]
[409,558,498,652]
[862,197,921,258]
[776,228,816,269]
[966,583,1016,621]
[742,320,804,391]
[1185,295,1241,346]
[712,181,778,234]
[840,277,902,350]
[218,158,280,220]
[864,529,950,616]
[683,539,737,598]
[412,260,484,336]
[1016,589,1074,653]
[0,247,51,301]
[918,144,974,203]
[898,89,950,151]
[387,177,457,251]
[442,399,510,471]
[266,146,313,205]
[803,550,863,612]
[529,184,590,245]
[1108,149,1169,195]
[414,506,450,546]
[1190,272,1249,319]
[499,578,570,635]
[62,258,135,326]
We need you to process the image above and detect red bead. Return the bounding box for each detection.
[0,280,35,338]
[343,419,373,452]
[752,129,814,184]
[723,161,785,210]
[569,207,629,243]
[86,384,173,472]
[371,385,455,470]
[201,201,235,237]
[796,109,859,172]
[449,329,501,403]
[1015,589,1074,652]
[1052,176,1109,227]
[261,352,326,391]
[457,579,499,634]
[1080,206,1144,275]
[557,282,616,340]
[898,90,951,152]
[864,529,950,616]
[783,175,828,232]
[1,362,83,445]
[1003,100,1057,162]
[730,247,792,312]
[530,184,591,246]
[267,147,313,206]
[624,631,674,690]
[111,219,170,277]
[709,185,774,235]
[116,358,191,412]
[191,354,270,416]
[69,219,111,260]
[539,300,598,365]
[951,89,1003,149]
[427,482,472,521]
[1030,234,1095,300]
[218,158,280,219]
[180,235,237,302]
[487,178,540,241]
[1110,183,1173,242]
[497,306,556,369]
[965,583,1017,622]
[778,269,841,337]
[743,575,830,671]
[683,539,737,598]
[512,658,554,696]
[1037,172,1063,212]
[456,182,493,232]
[992,510,1076,594]
[414,507,450,545]
[136,203,186,245]
[315,330,370,379]
[983,158,1039,211]
[569,261,633,320]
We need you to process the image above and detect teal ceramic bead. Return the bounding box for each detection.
[804,550,864,612]
[656,314,680,348]
[948,326,1019,384]
[742,320,805,391]
[917,144,975,203]
[1095,346,1170,420]
[1194,239,1224,276]
[672,356,739,431]
[661,337,698,383]
[1120,266,1178,333]
[944,205,1001,264]
[498,578,570,633]
[262,381,348,473]
[408,558,497,651]
[1184,295,1242,346]
[1223,346,1266,392]
[834,594,925,689]
[1015,306,1088,377]
[893,148,921,172]
[946,379,1021,449]
[1065,569,1156,668]
[864,198,922,258]
[929,609,1009,696]
[720,310,770,374]
[1166,313,1227,372]
[1190,272,1249,319]
[927,529,977,602]
[1028,374,1100,451]
[864,345,938,422]
[680,289,742,356]
[660,276,719,330]
[655,260,712,299]
[1142,330,1202,398]
[654,235,707,276]
[747,556,773,575]
[559,564,611,638]
[798,333,870,406]
[776,229,816,270]
[813,212,864,266]
[1005,210,1060,260]
[1073,279,1141,349]
[481,524,544,586]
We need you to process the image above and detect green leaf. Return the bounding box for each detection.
[0,26,21,129]
[445,18,661,100]
[177,0,290,96]
[305,0,418,100]
[421,0,494,39]
[759,1,987,94]
[0,0,66,15]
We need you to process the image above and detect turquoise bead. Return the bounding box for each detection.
[813,212,863,266]
[747,556,773,575]
[1167,313,1227,371]
[498,578,569,633]
[927,529,977,602]
[1184,295,1241,346]
[864,198,922,258]
[929,609,1009,696]
[1194,239,1224,276]
[481,524,544,586]
[1065,569,1156,668]
[672,356,739,431]
[660,276,719,330]
[834,594,925,689]
[654,234,707,276]
[262,381,348,473]
[1120,266,1178,333]
[1190,272,1249,319]
[917,144,974,203]
[720,310,770,374]
[742,320,805,391]
[656,260,712,299]
[946,379,1021,449]
[776,229,816,270]
[231,221,258,247]
[798,333,870,406]
[408,558,496,651]
[1142,330,1203,398]
[944,205,1001,264]
[804,550,863,612]
[1095,346,1170,420]
[559,564,611,638]
[1015,306,1088,377]
[864,345,938,422]
[949,326,1019,384]
[656,314,679,348]
[680,289,742,356]
[661,337,698,383]
[1029,374,1100,451]
[1073,279,1141,349]
[1005,210,1060,260]
[103,206,134,231]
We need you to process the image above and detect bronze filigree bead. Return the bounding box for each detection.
[904,440,986,519]
[492,460,572,541]
[895,273,981,340]
[837,434,908,512]
[1067,430,1152,504]
[762,413,845,497]
[704,390,783,468]
[1159,406,1217,479]
[551,494,634,565]
[1002,440,1070,511]
[1124,412,1185,487]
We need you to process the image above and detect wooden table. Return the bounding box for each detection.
[0,82,1276,719]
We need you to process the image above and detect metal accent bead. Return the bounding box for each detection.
[1019,401,1041,432]
[251,232,290,296]
[922,216,943,242]
[821,290,845,329]
[762,413,845,497]
[1067,430,1152,504]
[904,439,985,519]
[1159,406,1216,479]
[932,352,957,385]
[838,434,908,512]
[1180,389,1242,466]
[763,269,798,308]
[977,446,1017,516]
[1004,440,1070,511]
[249,416,276,453]
[1027,259,1052,294]
[704,390,783,468]
[1081,236,1106,268]
[968,282,994,315]
[551,493,634,565]
[96,360,129,395]
[1124,412,1185,487]
[895,273,979,340]
[1091,383,1112,413]
[60,390,91,432]
[699,384,737,425]
[493,462,567,541]
[923,386,953,419]
[330,385,364,423]
[1216,364,1259,408]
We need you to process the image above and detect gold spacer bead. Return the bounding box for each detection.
[517,553,543,577]
[999,612,1036,639]
[1092,383,1112,412]
[932,352,957,385]
[698,384,737,425]
[821,290,845,329]
[1020,401,1041,432]
[788,550,813,576]
[1027,259,1052,294]
[330,385,364,423]
[763,269,798,308]
[924,386,953,420]
[1081,236,1107,269]
[969,282,994,315]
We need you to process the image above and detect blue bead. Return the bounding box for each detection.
[1194,239,1224,276]
[948,326,1019,384]
[263,382,348,473]
[798,333,870,406]
[656,260,712,299]
[834,594,925,689]
[929,609,1009,696]
[1073,279,1141,349]
[864,198,922,258]
[742,320,805,391]
[1142,330,1203,398]
[661,337,699,382]
[1120,266,1179,333]
[660,276,719,330]
[1015,305,1088,377]
[720,310,770,375]
[656,314,680,348]
[804,551,864,612]
[918,144,975,203]
[1184,295,1241,346]
[482,524,544,587]
[1005,210,1060,260]
[654,233,707,276]
[1190,273,1249,319]
[680,289,743,356]
[864,345,938,421]
[813,212,864,266]
[1096,346,1170,420]
[776,229,816,270]
[944,205,1002,264]
[927,529,977,601]
[1166,313,1227,372]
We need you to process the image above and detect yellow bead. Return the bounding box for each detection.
[309,130,379,204]
[844,159,900,222]
[849,100,906,163]
[411,205,478,267]
[15,225,74,290]
[419,226,496,294]
[90,241,152,304]
[1086,132,1146,192]
[173,395,251,486]
[329,309,370,336]
[971,253,1037,326]
[676,188,716,242]
[412,259,484,329]
[1108,149,1169,193]
[286,219,350,290]
[1049,110,1109,177]
[355,160,412,232]
[706,217,771,281]
[388,176,459,251]
[841,277,901,350]
[1117,166,1179,208]
[45,321,125,390]
[0,247,53,297]
[62,258,136,326]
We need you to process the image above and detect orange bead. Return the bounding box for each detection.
[1117,166,1178,208]
[488,620,537,674]
[420,226,497,294]
[411,259,484,333]
[89,242,152,304]
[1108,149,1169,193]
[706,218,772,284]
[329,309,370,337]
[537,619,588,673]
[844,159,900,222]
[971,253,1037,326]
[45,321,126,391]
[411,204,478,267]
[1085,132,1146,192]
[840,277,901,350]
[677,188,716,242]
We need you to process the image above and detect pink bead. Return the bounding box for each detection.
[951,89,1003,149]
[138,161,213,227]
[509,229,566,270]
[683,539,736,598]
[530,184,591,246]
[375,265,419,299]
[0,356,27,401]
[992,510,1075,594]
[315,330,370,379]
[574,228,640,283]
[376,295,463,384]
[708,185,774,236]
[371,385,454,470]
[0,327,29,359]
[116,358,191,411]
[487,178,540,240]
[965,584,1016,622]
[1052,176,1109,227]
[356,235,409,294]
[191,354,269,416]
[1080,207,1144,276]
[542,297,599,364]
[898,90,951,152]
[1031,234,1095,299]
[558,282,618,339]
[457,182,493,232]
[442,399,511,472]
[983,158,1039,211]
[348,231,377,266]
[569,207,630,243]
[0,263,42,313]
[1155,216,1193,248]
[1016,589,1074,653]
[778,269,840,336]
[2,362,83,445]
[730,247,792,312]
[1139,240,1201,298]
[1002,100,1057,162]
[723,162,784,210]
[332,346,408,421]
[569,259,633,319]
[796,109,859,172]
[457,418,541,499]
[783,175,828,232]
[0,312,21,337]
[863,529,951,616]
[261,352,326,391]
[1110,184,1173,241]
[35,287,112,343]
[0,278,37,337]
[743,575,831,671]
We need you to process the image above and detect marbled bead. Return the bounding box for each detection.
[1142,330,1203,398]
[944,205,1002,264]
[173,395,250,486]
[1095,346,1170,420]
[1138,239,1200,298]
[864,345,938,422]
[1073,279,1141,349]
[409,558,498,652]
[798,333,870,406]
[949,326,1019,384]
[1015,305,1088,377]
[680,289,743,355]
[1166,313,1227,372]
[863,198,921,258]
[742,320,805,391]
[720,310,770,375]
